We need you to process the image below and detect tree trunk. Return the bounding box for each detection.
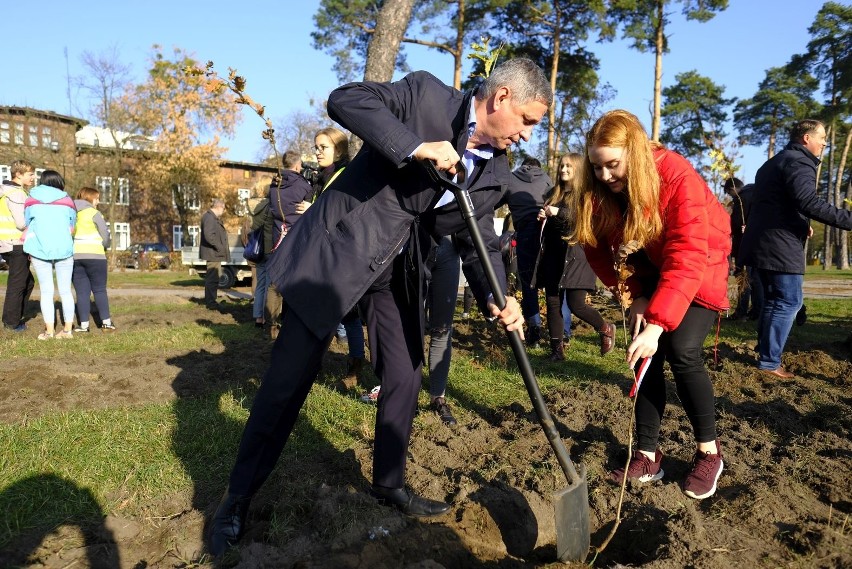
[651,0,664,141]
[835,126,851,269]
[363,0,416,83]
[453,0,465,89]
[352,0,415,156]
[823,122,835,268]
[547,4,561,171]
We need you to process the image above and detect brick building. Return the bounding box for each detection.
[0,106,277,252]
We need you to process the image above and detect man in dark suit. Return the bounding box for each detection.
[209,58,552,556]
[199,198,229,307]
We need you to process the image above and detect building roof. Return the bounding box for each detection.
[76,125,154,151]
[0,106,88,129]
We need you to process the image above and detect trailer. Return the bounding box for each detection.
[180,235,253,288]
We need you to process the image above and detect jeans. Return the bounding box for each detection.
[72,258,111,324]
[427,236,459,398]
[756,270,803,370]
[1,245,35,327]
[561,296,573,338]
[253,262,269,320]
[30,256,75,326]
[341,309,365,359]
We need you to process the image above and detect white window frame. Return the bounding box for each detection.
[35,168,45,186]
[13,123,23,145]
[112,222,130,251]
[0,122,9,144]
[173,224,201,249]
[0,164,10,183]
[41,126,52,148]
[173,184,200,211]
[236,187,251,216]
[96,176,130,205]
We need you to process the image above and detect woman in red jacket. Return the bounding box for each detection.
[572,110,731,500]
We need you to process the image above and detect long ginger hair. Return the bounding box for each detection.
[570,110,663,248]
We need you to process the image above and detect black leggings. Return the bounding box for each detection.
[544,287,605,341]
[635,304,718,451]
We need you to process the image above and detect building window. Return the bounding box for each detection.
[112,222,130,250]
[14,123,23,145]
[173,184,200,211]
[28,125,38,146]
[35,168,45,185]
[173,224,200,249]
[0,122,9,144]
[0,164,10,183]
[42,127,52,148]
[236,188,251,216]
[243,170,251,179]
[96,176,130,205]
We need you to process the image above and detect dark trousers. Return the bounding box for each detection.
[635,304,718,452]
[228,254,423,496]
[544,287,604,341]
[515,224,541,320]
[204,262,221,306]
[2,245,35,327]
[72,258,111,324]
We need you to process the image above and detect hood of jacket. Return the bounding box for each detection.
[512,164,548,184]
[29,185,69,204]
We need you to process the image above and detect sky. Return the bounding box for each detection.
[2,0,829,185]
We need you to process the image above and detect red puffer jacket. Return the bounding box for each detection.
[584,148,731,332]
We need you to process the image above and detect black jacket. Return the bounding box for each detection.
[199,210,230,262]
[267,71,509,339]
[531,205,596,291]
[729,184,754,259]
[740,142,852,273]
[503,164,552,232]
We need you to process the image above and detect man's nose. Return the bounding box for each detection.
[519,127,532,141]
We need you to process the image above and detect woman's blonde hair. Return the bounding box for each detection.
[571,110,662,248]
[315,127,349,162]
[547,152,583,208]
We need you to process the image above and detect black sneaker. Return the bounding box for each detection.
[430,397,457,425]
[73,326,91,333]
[102,323,116,331]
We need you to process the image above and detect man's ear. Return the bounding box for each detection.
[492,86,511,110]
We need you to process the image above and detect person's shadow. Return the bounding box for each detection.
[0,473,121,568]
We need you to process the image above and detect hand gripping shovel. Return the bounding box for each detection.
[423,160,590,562]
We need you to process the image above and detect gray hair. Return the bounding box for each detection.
[790,119,824,143]
[477,58,552,107]
[211,198,225,209]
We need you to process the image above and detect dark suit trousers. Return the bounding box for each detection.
[228,253,424,496]
[2,245,35,327]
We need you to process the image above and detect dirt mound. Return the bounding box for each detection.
[1,298,851,568]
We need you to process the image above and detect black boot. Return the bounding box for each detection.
[548,338,564,361]
[527,324,542,347]
[338,356,365,391]
[209,491,252,557]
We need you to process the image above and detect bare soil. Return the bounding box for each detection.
[1,281,850,568]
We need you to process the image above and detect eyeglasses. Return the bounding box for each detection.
[313,144,332,153]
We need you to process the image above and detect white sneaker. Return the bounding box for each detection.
[360,385,381,404]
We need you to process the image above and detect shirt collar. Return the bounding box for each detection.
[466,101,494,160]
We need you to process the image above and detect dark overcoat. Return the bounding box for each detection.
[267,71,509,339]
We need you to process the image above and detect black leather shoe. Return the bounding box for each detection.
[430,397,457,425]
[370,485,450,517]
[209,491,251,557]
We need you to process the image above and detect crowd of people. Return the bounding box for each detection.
[2,57,848,560]
[1,162,114,338]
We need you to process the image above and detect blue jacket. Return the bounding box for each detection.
[23,185,77,261]
[740,142,852,273]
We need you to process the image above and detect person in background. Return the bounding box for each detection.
[23,170,77,340]
[246,179,273,328]
[265,150,313,339]
[199,198,229,308]
[573,110,730,500]
[503,156,551,346]
[1,159,36,332]
[72,186,114,332]
[299,127,367,387]
[739,119,852,378]
[534,152,615,361]
[724,178,760,320]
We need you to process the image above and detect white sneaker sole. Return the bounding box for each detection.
[683,459,724,499]
[637,469,665,483]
